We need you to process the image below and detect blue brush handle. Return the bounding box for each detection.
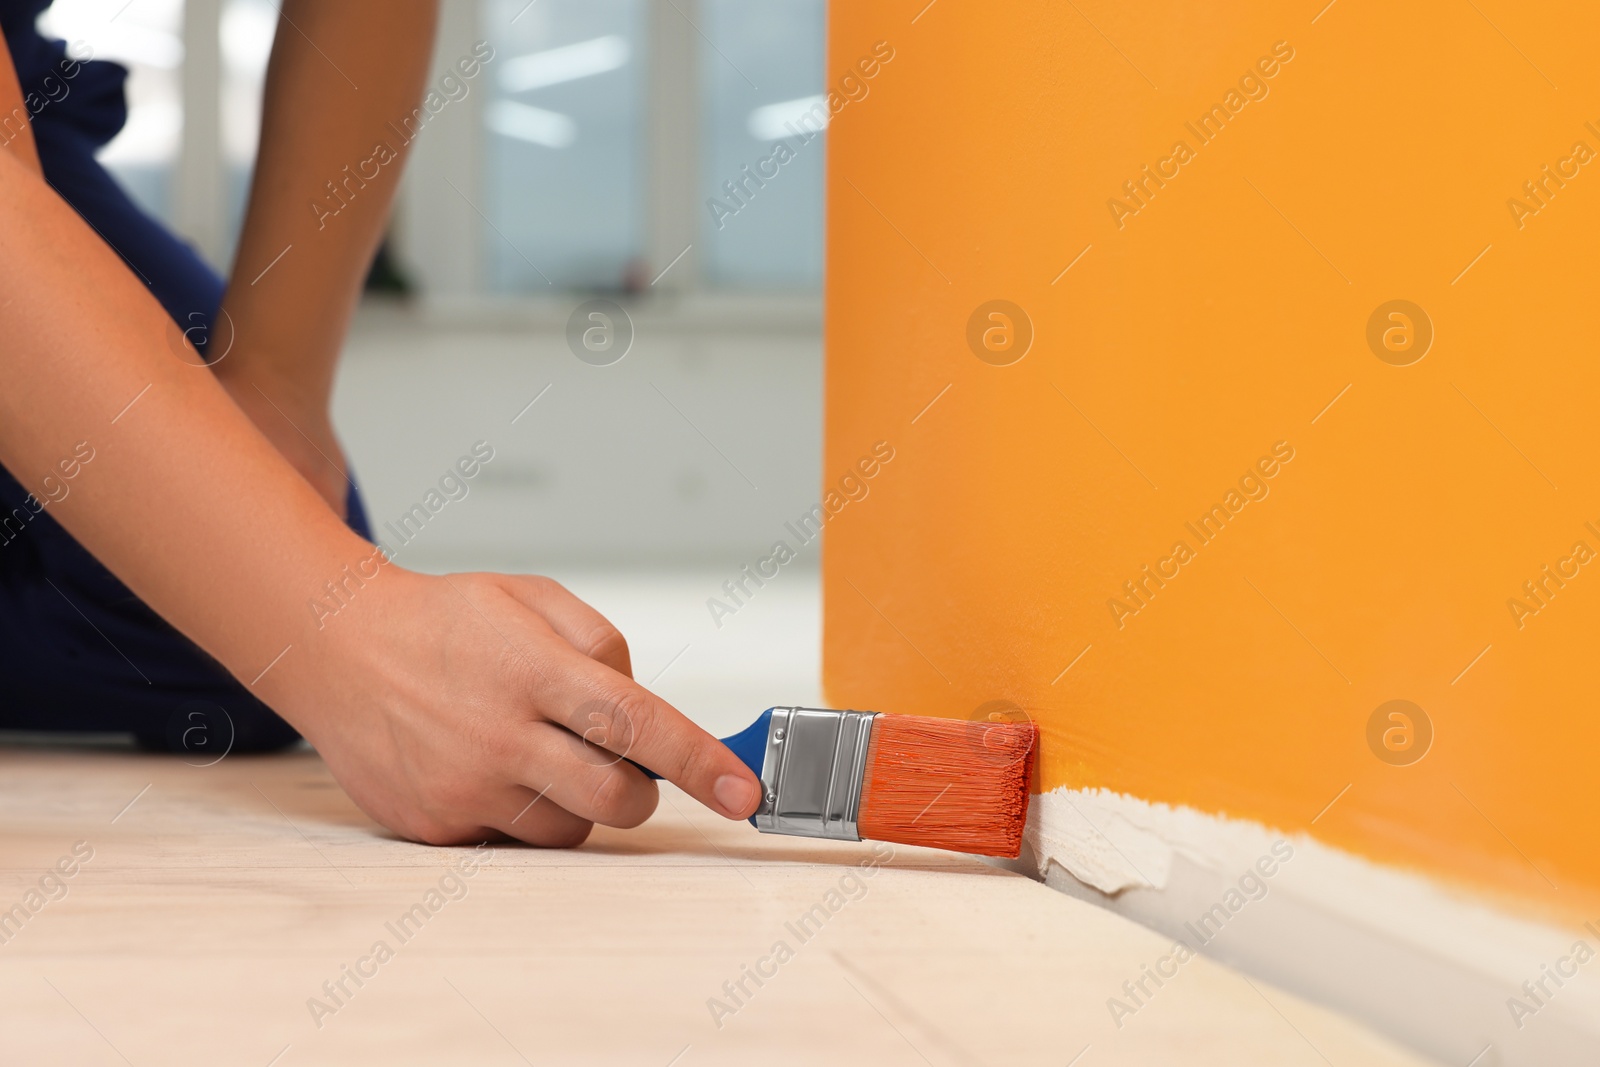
[636,708,773,826]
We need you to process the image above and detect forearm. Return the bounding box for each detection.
[0,6,768,845]
[216,0,438,409]
[0,31,40,176]
[0,150,371,688]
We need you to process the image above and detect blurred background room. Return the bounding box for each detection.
[53,0,829,739]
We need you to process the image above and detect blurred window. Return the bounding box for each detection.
[480,0,646,292]
[39,0,830,297]
[698,0,824,291]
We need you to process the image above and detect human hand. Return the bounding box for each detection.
[275,569,762,846]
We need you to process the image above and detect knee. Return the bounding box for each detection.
[140,695,300,755]
[221,701,303,753]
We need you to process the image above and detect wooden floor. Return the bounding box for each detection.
[0,746,1435,1066]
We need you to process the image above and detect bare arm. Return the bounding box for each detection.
[0,24,762,844]
[213,1,437,434]
[0,157,360,666]
[227,1,435,374]
[0,33,40,176]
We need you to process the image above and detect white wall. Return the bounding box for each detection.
[333,303,821,567]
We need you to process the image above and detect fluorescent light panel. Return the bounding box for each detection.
[485,99,577,148]
[499,35,630,94]
[746,94,828,141]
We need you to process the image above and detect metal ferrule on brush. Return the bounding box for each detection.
[753,707,878,841]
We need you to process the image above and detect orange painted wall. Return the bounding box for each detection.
[823,0,1600,916]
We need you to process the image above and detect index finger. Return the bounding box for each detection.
[530,643,761,821]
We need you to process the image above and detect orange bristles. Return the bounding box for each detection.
[856,714,1038,858]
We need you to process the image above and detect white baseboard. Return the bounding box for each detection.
[996,787,1600,1065]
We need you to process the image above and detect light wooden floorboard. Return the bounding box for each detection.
[0,748,1436,1066]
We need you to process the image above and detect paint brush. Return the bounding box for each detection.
[649,707,1037,858]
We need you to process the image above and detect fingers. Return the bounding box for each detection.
[488,781,595,848]
[381,783,593,848]
[527,643,762,821]
[513,722,660,829]
[498,576,633,677]
[478,730,658,843]
[454,572,757,822]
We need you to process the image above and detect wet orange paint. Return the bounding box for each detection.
[823,0,1600,917]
